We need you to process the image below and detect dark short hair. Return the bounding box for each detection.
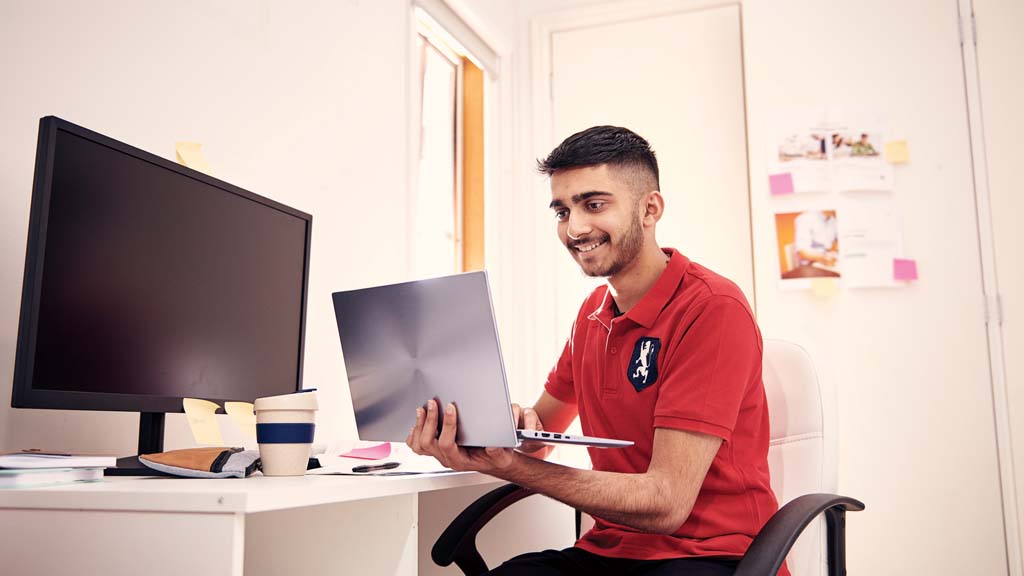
[537,125,660,192]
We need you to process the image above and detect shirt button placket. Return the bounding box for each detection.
[604,322,620,396]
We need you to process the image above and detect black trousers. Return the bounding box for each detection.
[486,547,739,576]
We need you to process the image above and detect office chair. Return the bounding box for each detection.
[431,340,863,575]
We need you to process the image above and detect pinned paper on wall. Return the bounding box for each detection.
[768,173,795,196]
[836,197,905,288]
[183,398,224,445]
[224,401,257,438]
[893,258,918,281]
[339,442,392,460]
[884,140,910,164]
[175,141,213,175]
[810,277,839,298]
[770,110,894,193]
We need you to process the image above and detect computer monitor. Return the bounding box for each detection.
[11,117,312,474]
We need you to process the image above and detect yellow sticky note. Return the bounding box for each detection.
[182,398,224,446]
[175,141,213,175]
[884,140,909,164]
[224,401,257,439]
[810,277,839,298]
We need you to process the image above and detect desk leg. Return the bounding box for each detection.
[0,508,244,576]
[244,492,418,575]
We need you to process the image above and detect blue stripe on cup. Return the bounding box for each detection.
[256,423,316,444]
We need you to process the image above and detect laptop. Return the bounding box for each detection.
[332,271,632,449]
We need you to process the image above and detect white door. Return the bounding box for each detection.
[544,3,753,336]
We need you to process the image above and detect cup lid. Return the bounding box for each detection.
[254,389,318,411]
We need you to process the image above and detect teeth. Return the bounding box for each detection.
[576,241,605,253]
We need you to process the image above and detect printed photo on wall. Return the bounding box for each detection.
[770,129,831,194]
[829,128,893,192]
[829,131,881,159]
[777,132,828,162]
[775,210,841,281]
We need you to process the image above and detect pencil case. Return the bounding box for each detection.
[139,447,260,478]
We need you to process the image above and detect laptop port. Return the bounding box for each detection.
[541,432,550,438]
[554,434,562,439]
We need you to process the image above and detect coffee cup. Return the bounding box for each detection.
[254,390,318,476]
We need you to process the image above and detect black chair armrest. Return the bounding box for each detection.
[432,483,536,575]
[433,487,864,576]
[734,493,865,576]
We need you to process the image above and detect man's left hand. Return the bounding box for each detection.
[406,399,517,474]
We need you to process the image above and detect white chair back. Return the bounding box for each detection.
[763,339,829,576]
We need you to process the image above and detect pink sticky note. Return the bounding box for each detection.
[893,258,918,281]
[340,442,392,460]
[769,173,794,196]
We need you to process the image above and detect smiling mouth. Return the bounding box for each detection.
[573,239,606,253]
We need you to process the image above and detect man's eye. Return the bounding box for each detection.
[554,210,569,221]
[586,201,605,211]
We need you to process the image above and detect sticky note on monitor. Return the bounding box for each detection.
[768,173,795,196]
[884,141,909,164]
[183,398,224,445]
[893,258,918,281]
[175,141,213,175]
[224,402,257,438]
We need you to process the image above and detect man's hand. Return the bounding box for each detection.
[511,403,547,454]
[405,399,518,474]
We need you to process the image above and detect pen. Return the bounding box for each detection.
[351,461,401,473]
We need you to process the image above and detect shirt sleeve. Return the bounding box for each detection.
[544,333,577,405]
[652,295,762,442]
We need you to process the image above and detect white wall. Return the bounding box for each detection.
[0,0,414,452]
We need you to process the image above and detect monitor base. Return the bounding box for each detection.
[104,455,171,476]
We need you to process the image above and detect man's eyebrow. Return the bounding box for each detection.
[548,191,612,210]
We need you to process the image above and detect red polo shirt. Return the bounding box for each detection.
[545,249,786,573]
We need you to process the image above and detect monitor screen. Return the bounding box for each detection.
[12,117,311,414]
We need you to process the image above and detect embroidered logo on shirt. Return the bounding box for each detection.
[627,337,661,392]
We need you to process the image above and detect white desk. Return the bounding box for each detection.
[0,472,504,576]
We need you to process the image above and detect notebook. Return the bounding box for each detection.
[332,271,632,449]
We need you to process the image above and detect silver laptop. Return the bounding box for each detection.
[332,271,632,449]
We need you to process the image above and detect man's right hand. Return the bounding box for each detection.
[512,403,548,455]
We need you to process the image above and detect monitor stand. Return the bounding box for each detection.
[105,412,169,476]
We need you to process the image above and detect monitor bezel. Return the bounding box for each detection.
[11,116,312,413]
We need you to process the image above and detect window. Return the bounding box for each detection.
[412,7,486,277]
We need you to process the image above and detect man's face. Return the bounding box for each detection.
[549,164,646,278]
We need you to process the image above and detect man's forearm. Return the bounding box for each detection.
[492,452,685,534]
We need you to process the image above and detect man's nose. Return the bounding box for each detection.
[566,213,592,241]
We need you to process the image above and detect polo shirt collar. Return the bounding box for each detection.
[587,249,690,329]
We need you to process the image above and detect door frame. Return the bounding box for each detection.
[957,0,1021,573]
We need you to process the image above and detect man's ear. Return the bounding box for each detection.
[642,191,665,226]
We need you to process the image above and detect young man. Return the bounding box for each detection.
[407,126,786,576]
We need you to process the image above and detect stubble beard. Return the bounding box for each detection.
[573,207,645,278]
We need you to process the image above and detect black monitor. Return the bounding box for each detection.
[12,117,312,474]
